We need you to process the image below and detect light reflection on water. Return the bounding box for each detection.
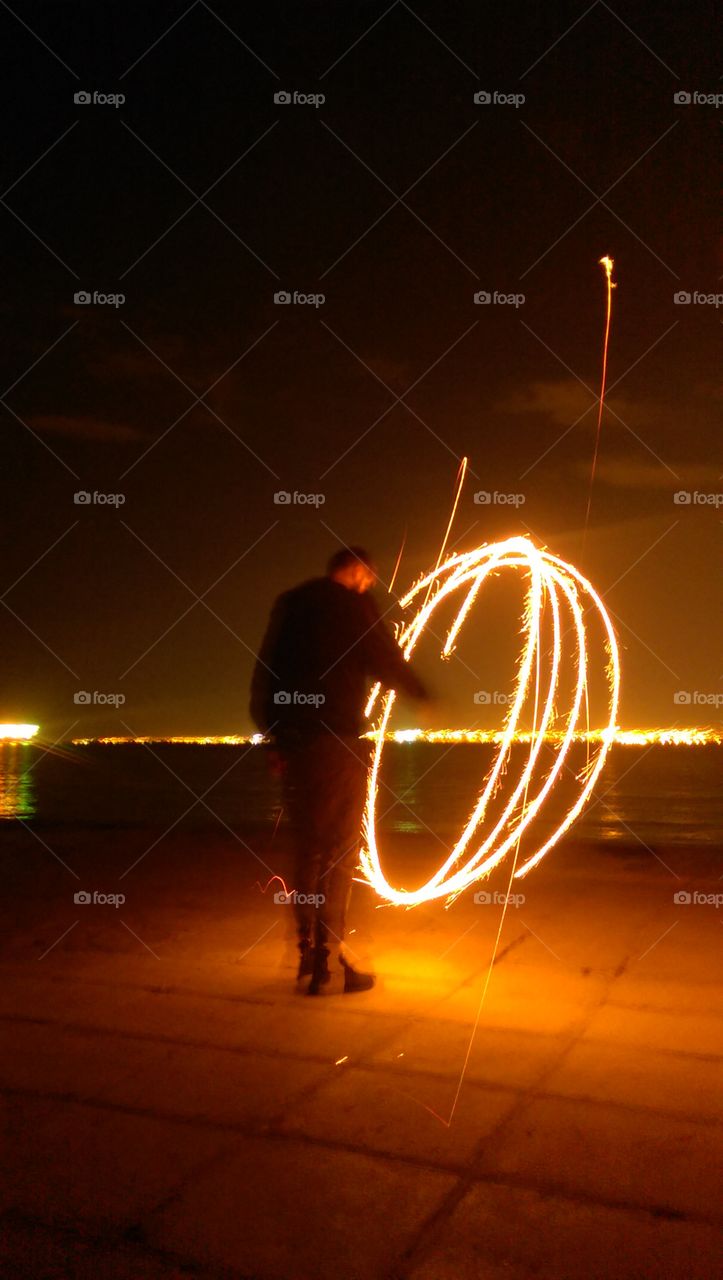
[379,744,723,847]
[2,742,721,847]
[0,745,36,819]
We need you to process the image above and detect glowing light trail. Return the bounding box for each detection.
[359,536,620,906]
[583,255,616,545]
[388,528,407,596]
[364,458,469,723]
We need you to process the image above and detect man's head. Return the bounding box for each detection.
[327,545,377,594]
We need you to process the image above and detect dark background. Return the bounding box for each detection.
[1,0,720,738]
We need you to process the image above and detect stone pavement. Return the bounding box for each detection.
[1,826,721,1278]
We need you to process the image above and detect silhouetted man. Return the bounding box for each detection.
[250,546,427,994]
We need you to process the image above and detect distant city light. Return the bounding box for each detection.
[69,728,722,747]
[0,724,39,741]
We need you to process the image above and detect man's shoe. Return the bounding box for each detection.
[339,954,375,994]
[307,945,332,995]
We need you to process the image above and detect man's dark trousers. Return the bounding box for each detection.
[281,733,371,947]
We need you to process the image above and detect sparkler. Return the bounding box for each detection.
[359,536,620,906]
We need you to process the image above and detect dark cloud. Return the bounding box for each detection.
[29,413,143,442]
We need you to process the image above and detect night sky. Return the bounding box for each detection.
[2,0,720,739]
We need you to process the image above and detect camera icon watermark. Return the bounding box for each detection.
[274,90,325,108]
[473,290,525,308]
[473,490,525,506]
[74,490,126,507]
[74,889,126,907]
[74,690,126,707]
[273,290,325,308]
[473,691,512,705]
[673,490,723,507]
[273,490,325,507]
[474,890,525,906]
[74,90,125,108]
[74,290,125,308]
[473,90,525,107]
[273,690,325,708]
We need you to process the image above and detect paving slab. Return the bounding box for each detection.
[396,964,598,1035]
[145,1134,457,1280]
[583,1003,723,1056]
[0,1218,213,1280]
[404,1181,723,1280]
[276,1063,517,1165]
[474,1095,722,1218]
[608,975,722,1015]
[0,1096,233,1228]
[368,1023,567,1091]
[0,974,406,1066]
[542,1039,723,1122]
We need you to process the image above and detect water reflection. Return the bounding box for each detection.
[0,744,36,818]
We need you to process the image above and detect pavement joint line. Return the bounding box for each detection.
[0,946,531,1132]
[0,1016,403,1070]
[3,921,723,1254]
[6,1003,719,1067]
[266,1060,723,1129]
[3,1024,721,1129]
[0,1205,265,1280]
[391,938,657,1272]
[3,1088,721,1238]
[0,936,530,1035]
[604,996,723,1015]
[127,1127,261,1236]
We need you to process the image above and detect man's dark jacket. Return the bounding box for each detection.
[250,577,426,741]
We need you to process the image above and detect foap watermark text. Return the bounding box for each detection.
[274,490,325,507]
[74,691,126,707]
[274,290,325,307]
[473,91,525,107]
[74,490,126,506]
[474,290,525,307]
[274,90,325,108]
[474,890,525,906]
[274,890,325,905]
[274,691,325,707]
[74,890,126,907]
[74,290,125,308]
[474,490,525,506]
[74,90,125,108]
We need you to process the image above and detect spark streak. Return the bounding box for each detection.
[583,255,616,544]
[359,537,620,905]
[364,459,468,723]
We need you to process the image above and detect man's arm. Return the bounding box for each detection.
[249,594,286,733]
[362,594,428,700]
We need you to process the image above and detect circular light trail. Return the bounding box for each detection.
[360,536,620,906]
